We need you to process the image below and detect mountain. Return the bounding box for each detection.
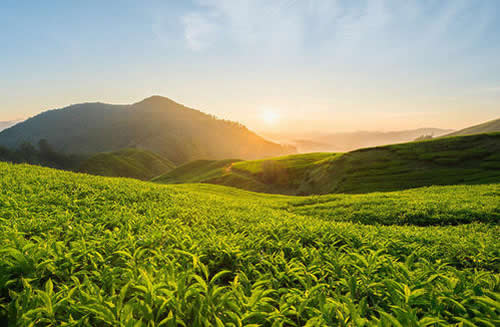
[262,128,452,153]
[78,148,175,180]
[444,118,500,137]
[0,96,294,164]
[154,132,500,195]
[0,120,21,132]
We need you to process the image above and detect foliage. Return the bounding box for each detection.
[152,159,240,184]
[155,133,500,195]
[414,135,433,141]
[0,162,498,326]
[79,148,175,180]
[0,139,83,170]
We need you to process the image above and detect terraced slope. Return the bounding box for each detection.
[0,162,498,325]
[154,153,335,194]
[79,148,175,180]
[152,159,240,184]
[155,133,500,195]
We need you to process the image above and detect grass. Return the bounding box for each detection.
[79,148,175,180]
[0,162,499,326]
[154,133,500,195]
[151,159,240,184]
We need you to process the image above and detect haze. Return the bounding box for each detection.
[1,0,499,134]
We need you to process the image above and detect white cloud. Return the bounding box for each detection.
[181,12,219,51]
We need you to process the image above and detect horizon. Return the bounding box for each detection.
[1,1,499,134]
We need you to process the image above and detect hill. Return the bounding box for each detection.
[0,96,294,164]
[152,158,240,184]
[155,132,500,194]
[0,162,498,325]
[444,117,500,137]
[78,148,175,180]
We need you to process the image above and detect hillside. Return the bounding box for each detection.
[0,96,294,164]
[0,162,498,325]
[445,117,500,137]
[152,158,240,184]
[155,132,500,194]
[78,148,175,180]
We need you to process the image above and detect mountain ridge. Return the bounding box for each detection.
[0,96,295,164]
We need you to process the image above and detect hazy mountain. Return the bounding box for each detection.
[0,96,295,164]
[263,128,452,153]
[444,118,500,137]
[0,120,21,132]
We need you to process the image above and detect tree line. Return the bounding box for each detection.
[0,139,84,170]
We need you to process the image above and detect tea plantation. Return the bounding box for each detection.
[0,162,498,326]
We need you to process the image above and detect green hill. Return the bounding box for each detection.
[78,148,175,180]
[155,133,500,194]
[0,162,498,325]
[152,158,240,184]
[0,96,294,164]
[445,117,500,137]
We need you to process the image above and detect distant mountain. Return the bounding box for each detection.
[0,120,21,132]
[155,132,500,195]
[444,118,500,137]
[79,148,175,180]
[0,96,294,164]
[263,128,452,153]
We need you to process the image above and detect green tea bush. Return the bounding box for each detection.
[0,163,498,326]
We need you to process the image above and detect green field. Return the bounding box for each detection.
[1,162,498,326]
[79,148,175,180]
[155,133,500,195]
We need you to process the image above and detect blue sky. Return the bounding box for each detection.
[1,0,499,132]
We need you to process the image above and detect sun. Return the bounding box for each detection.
[261,110,280,126]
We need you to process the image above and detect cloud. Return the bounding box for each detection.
[181,12,219,51]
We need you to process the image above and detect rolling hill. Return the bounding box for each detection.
[444,117,500,137]
[154,132,500,195]
[78,148,175,180]
[0,96,294,164]
[0,162,498,325]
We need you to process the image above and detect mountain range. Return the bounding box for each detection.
[262,128,452,153]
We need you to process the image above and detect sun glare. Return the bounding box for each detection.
[261,110,279,126]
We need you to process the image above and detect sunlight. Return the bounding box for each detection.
[261,110,280,126]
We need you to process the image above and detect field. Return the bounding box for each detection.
[154,133,500,195]
[1,162,499,326]
[79,148,175,180]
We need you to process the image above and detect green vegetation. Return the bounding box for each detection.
[444,118,500,137]
[0,162,499,325]
[156,133,500,195]
[0,139,83,170]
[152,159,240,184]
[79,148,175,180]
[0,96,294,164]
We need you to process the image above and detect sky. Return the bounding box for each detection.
[1,0,499,133]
